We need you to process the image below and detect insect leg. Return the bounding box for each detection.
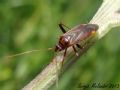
[59,23,70,33]
[76,44,83,49]
[59,23,71,29]
[72,46,79,56]
[59,23,66,33]
[61,48,67,66]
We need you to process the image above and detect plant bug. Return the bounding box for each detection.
[55,23,99,63]
[5,23,98,63]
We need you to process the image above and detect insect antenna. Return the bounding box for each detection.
[5,48,54,59]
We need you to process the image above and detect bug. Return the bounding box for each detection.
[6,23,98,61]
[55,23,99,62]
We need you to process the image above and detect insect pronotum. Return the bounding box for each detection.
[55,23,99,63]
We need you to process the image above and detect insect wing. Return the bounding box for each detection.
[62,24,98,46]
[62,25,86,46]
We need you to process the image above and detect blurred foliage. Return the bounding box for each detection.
[0,0,120,90]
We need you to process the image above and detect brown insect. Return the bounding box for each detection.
[6,23,98,61]
[55,23,99,62]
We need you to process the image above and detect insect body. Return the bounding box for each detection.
[6,23,98,61]
[55,23,99,61]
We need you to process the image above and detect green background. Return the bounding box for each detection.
[0,0,120,90]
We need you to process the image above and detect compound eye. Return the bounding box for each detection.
[55,45,62,52]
